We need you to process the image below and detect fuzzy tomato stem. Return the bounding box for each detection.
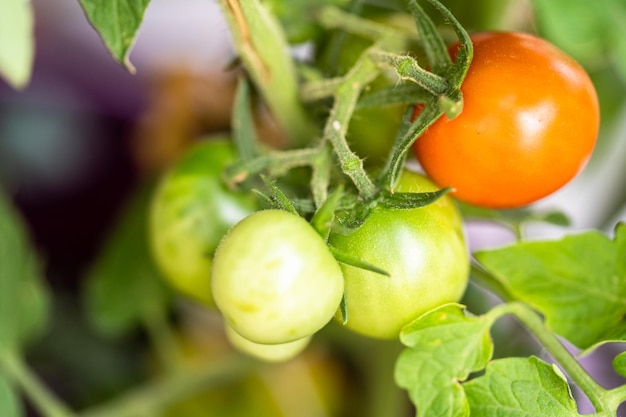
[322,51,381,200]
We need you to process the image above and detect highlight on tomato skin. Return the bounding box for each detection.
[412,31,600,209]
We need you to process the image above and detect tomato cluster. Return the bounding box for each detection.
[150,140,469,360]
[149,30,598,362]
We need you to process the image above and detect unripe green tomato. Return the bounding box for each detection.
[211,209,344,344]
[328,170,469,339]
[150,139,257,306]
[225,323,311,363]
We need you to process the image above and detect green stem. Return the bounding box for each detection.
[504,303,611,414]
[606,384,626,411]
[317,6,408,42]
[223,147,324,186]
[365,341,407,417]
[469,262,516,303]
[310,143,333,208]
[79,356,252,417]
[323,48,382,200]
[218,0,315,146]
[0,352,76,417]
[300,77,344,102]
[141,307,184,374]
[369,50,449,95]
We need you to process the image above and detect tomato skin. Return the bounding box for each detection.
[211,209,344,344]
[224,323,311,363]
[150,139,257,306]
[328,170,469,340]
[413,32,600,209]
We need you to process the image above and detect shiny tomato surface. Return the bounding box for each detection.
[413,32,599,208]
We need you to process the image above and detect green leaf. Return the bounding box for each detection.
[406,0,451,75]
[529,0,626,66]
[464,357,580,416]
[0,190,50,355]
[0,374,22,417]
[78,0,151,72]
[84,184,171,337]
[380,95,441,190]
[258,175,298,215]
[423,0,472,89]
[613,351,626,378]
[310,187,344,240]
[328,245,389,277]
[395,304,496,417]
[0,0,34,89]
[474,223,626,350]
[380,188,450,210]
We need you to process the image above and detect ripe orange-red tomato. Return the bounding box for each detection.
[413,32,600,209]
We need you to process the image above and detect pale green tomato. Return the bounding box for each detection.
[211,209,344,344]
[225,323,310,362]
[150,139,257,306]
[328,170,469,339]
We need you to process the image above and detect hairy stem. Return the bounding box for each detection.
[322,47,383,200]
[369,50,449,95]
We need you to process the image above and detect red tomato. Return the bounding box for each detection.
[413,32,599,209]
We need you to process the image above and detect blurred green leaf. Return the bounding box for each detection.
[263,0,349,44]
[78,0,151,72]
[0,0,34,89]
[0,190,50,355]
[84,184,171,337]
[0,374,22,417]
[613,351,626,378]
[474,223,626,351]
[464,357,580,416]
[530,0,626,82]
[395,304,495,417]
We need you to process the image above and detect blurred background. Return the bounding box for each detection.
[1,0,625,416]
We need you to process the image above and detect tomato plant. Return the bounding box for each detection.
[329,170,469,339]
[211,209,344,344]
[413,32,600,209]
[150,139,257,306]
[1,1,626,417]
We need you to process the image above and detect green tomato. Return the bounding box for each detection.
[328,170,469,339]
[150,139,257,306]
[225,323,311,363]
[211,209,344,344]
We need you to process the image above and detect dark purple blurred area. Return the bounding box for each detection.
[0,2,150,291]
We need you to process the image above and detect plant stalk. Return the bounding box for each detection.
[505,302,611,414]
[0,351,76,417]
[322,47,384,200]
[79,356,252,417]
